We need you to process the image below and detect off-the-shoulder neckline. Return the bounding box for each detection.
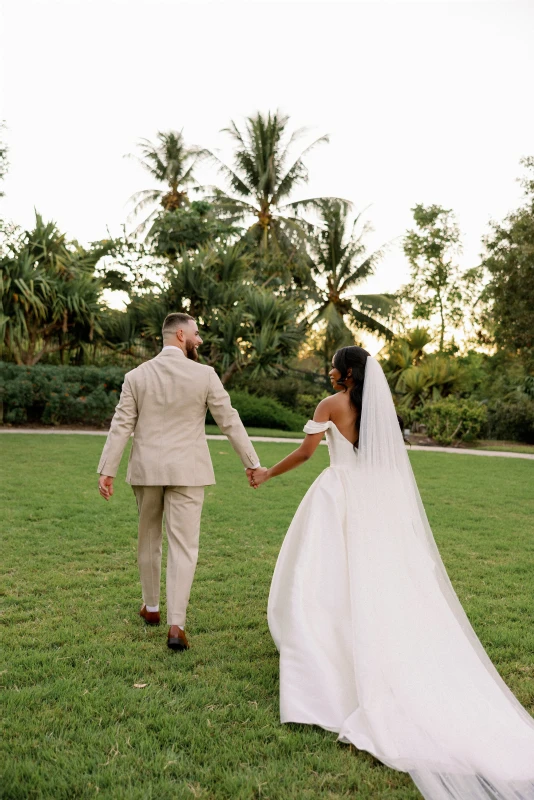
[306,419,356,447]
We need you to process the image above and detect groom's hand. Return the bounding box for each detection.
[249,467,269,488]
[98,474,114,501]
[245,468,257,488]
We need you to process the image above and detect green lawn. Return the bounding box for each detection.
[475,441,534,455]
[210,426,534,453]
[205,425,305,439]
[1,435,533,800]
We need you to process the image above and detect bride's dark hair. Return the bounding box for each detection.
[332,346,370,446]
[333,345,405,447]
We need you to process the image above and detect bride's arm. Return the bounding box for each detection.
[252,399,330,486]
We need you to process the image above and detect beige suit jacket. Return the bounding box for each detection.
[97,348,259,486]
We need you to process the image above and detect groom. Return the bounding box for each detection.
[97,312,261,651]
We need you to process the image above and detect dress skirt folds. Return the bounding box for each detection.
[268,407,534,800]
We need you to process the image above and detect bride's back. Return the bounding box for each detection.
[324,391,359,445]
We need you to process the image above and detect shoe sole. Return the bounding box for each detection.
[167,639,189,651]
[140,611,160,626]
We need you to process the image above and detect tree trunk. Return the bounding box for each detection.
[438,293,445,351]
[221,361,239,386]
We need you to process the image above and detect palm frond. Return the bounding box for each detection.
[350,308,394,339]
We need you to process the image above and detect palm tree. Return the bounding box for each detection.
[0,213,112,364]
[126,130,204,234]
[207,110,340,291]
[308,199,396,373]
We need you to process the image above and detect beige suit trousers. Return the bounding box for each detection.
[133,485,205,626]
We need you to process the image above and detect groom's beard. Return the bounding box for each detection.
[185,339,199,361]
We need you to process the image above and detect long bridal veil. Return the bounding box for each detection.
[349,356,534,799]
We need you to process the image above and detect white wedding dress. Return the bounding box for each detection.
[268,357,534,800]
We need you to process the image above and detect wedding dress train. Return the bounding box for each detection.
[268,357,534,800]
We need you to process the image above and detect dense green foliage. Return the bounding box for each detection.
[481,157,534,369]
[127,243,308,384]
[486,398,534,444]
[0,363,124,425]
[1,116,533,443]
[233,373,329,421]
[148,201,240,257]
[0,363,308,430]
[380,330,534,444]
[402,204,466,351]
[0,214,114,365]
[207,390,306,431]
[1,435,533,799]
[382,328,465,409]
[411,397,488,446]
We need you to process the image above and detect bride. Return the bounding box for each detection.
[250,346,534,800]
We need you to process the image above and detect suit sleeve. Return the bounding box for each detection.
[97,373,138,477]
[206,369,260,469]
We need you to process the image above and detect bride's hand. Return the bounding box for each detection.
[251,466,269,488]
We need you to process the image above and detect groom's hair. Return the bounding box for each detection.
[162,312,195,338]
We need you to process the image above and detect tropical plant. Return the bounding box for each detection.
[413,397,488,446]
[123,243,307,383]
[381,327,433,386]
[398,356,464,409]
[486,397,534,444]
[307,199,396,372]
[207,110,336,292]
[126,130,205,234]
[0,213,113,365]
[381,328,466,409]
[148,200,241,258]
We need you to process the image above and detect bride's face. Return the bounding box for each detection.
[329,360,352,392]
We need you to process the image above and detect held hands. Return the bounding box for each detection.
[98,475,114,501]
[246,466,269,489]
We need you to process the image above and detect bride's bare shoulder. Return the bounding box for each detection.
[312,393,339,421]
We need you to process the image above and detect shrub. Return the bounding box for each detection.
[295,393,328,419]
[231,374,327,409]
[0,365,308,431]
[414,397,488,446]
[207,390,306,431]
[486,398,534,444]
[0,363,125,426]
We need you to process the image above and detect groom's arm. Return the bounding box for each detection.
[97,373,138,479]
[206,369,260,469]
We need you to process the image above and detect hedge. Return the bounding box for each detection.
[0,363,125,426]
[0,364,307,431]
[408,397,488,446]
[486,398,534,444]
[207,390,306,431]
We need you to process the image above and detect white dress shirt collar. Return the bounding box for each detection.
[161,345,185,355]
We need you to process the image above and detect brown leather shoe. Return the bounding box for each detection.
[140,604,160,626]
[167,625,189,651]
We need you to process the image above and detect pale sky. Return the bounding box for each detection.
[1,0,533,309]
